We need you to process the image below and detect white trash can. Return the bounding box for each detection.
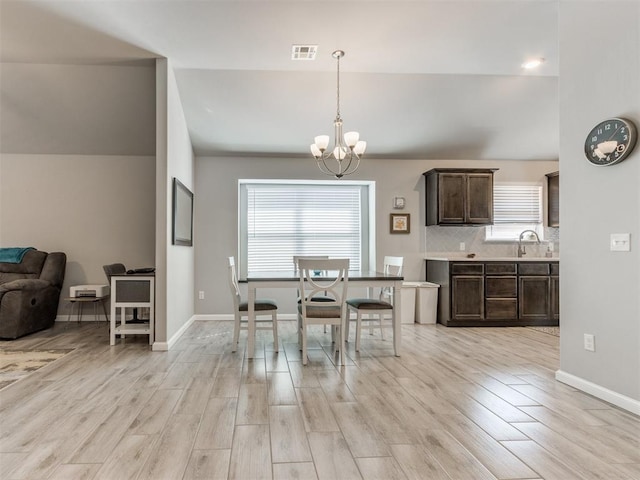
[400,282,421,324]
[415,282,440,324]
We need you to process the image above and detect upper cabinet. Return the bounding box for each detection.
[424,168,498,226]
[546,171,559,227]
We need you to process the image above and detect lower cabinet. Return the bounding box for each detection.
[519,276,550,320]
[452,276,484,320]
[427,259,559,326]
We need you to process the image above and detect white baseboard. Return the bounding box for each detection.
[193,314,297,321]
[555,369,640,415]
[152,315,197,351]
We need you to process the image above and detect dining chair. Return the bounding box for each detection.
[293,255,331,333]
[227,256,279,353]
[297,258,349,366]
[346,256,403,351]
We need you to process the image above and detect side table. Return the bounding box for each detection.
[65,296,110,323]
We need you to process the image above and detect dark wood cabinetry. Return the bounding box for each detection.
[546,171,559,227]
[427,259,559,326]
[519,276,550,320]
[450,263,484,320]
[424,168,498,225]
[485,263,518,320]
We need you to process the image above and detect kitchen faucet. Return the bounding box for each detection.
[517,230,540,257]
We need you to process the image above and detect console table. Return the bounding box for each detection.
[109,274,155,346]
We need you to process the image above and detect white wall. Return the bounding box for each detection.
[194,156,558,316]
[558,0,639,411]
[154,59,195,348]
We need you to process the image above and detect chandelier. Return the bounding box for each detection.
[310,50,366,178]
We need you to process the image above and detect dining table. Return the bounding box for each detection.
[242,269,404,359]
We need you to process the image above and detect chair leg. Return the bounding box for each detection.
[232,313,241,352]
[379,313,386,340]
[338,322,345,366]
[355,311,362,352]
[272,311,279,353]
[301,322,308,365]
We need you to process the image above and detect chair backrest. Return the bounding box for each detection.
[103,263,126,283]
[383,256,403,276]
[298,258,349,317]
[227,256,241,310]
[381,256,403,299]
[293,255,329,272]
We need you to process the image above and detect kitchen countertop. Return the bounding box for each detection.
[425,255,559,262]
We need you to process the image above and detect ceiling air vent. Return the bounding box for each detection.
[291,45,317,60]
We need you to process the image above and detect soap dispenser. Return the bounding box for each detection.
[545,242,553,258]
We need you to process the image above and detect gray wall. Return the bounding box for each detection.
[0,60,197,348]
[0,154,156,307]
[195,156,558,316]
[558,1,639,404]
[1,63,155,155]
[0,62,157,316]
[155,59,196,346]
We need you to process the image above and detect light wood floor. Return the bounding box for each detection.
[1,320,639,480]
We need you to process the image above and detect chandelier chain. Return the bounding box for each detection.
[336,53,340,121]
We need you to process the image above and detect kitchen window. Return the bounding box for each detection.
[238,180,374,276]
[485,184,544,241]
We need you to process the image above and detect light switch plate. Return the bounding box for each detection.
[610,233,631,252]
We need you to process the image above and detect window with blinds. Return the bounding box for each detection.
[239,180,373,275]
[485,184,544,241]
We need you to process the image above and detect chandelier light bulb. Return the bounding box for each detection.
[310,144,322,158]
[344,131,359,148]
[314,135,330,151]
[333,146,347,160]
[309,49,365,179]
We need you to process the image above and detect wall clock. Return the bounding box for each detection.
[584,117,637,166]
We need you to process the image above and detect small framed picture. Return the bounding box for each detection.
[390,213,410,234]
[393,196,406,209]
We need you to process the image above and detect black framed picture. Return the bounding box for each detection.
[172,177,194,246]
[390,213,410,234]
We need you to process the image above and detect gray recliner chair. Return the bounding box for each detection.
[0,250,66,339]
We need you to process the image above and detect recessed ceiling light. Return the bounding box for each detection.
[522,57,545,69]
[292,45,317,61]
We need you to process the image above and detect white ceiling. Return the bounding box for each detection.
[0,0,559,160]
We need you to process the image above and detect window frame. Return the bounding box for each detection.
[485,182,544,242]
[238,179,376,277]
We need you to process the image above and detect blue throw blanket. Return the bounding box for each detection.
[0,247,35,263]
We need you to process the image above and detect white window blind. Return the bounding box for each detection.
[486,184,543,241]
[240,181,371,274]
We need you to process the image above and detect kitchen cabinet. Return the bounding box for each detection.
[451,263,484,320]
[426,259,559,326]
[546,171,559,227]
[485,263,517,320]
[424,168,498,225]
[518,263,550,321]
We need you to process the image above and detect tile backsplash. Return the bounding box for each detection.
[425,226,560,257]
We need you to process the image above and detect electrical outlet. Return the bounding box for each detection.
[459,242,465,251]
[584,333,595,352]
[198,291,205,300]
